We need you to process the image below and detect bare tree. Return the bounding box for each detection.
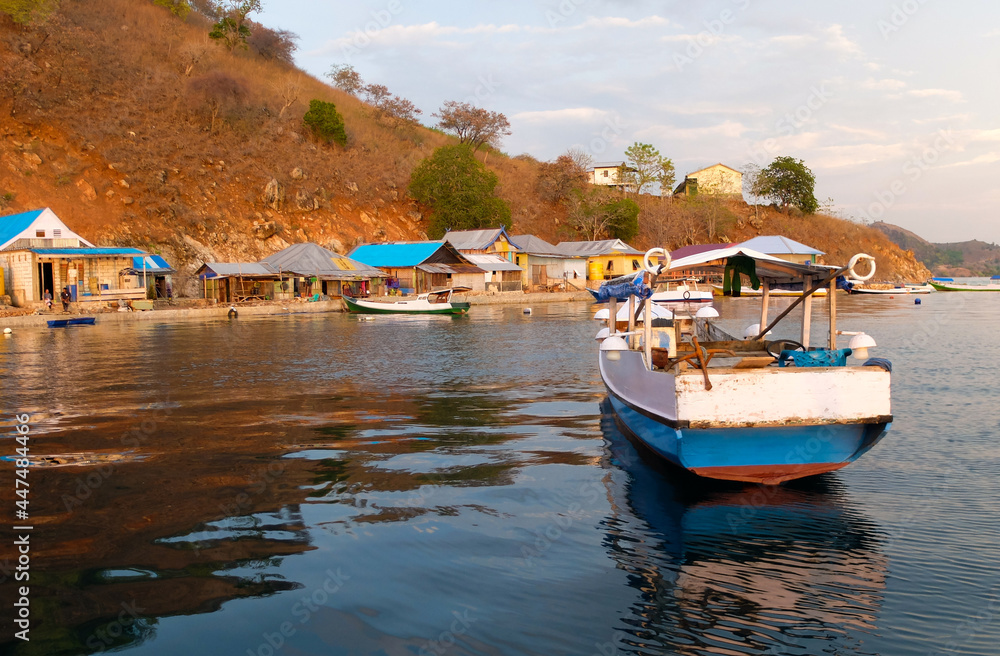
[433,101,512,152]
[565,147,593,173]
[362,83,421,126]
[274,76,302,118]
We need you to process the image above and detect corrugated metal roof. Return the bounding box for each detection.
[510,234,571,257]
[417,263,485,275]
[555,239,643,256]
[198,263,275,278]
[0,209,43,250]
[30,247,145,256]
[444,228,512,251]
[465,253,522,272]
[349,241,445,267]
[740,235,824,256]
[260,243,384,279]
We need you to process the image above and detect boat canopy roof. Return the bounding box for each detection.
[669,246,837,284]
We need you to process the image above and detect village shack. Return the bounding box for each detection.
[195,263,282,303]
[348,241,485,293]
[511,234,587,291]
[260,243,386,298]
[555,238,645,285]
[196,243,385,303]
[0,208,170,307]
[443,227,519,263]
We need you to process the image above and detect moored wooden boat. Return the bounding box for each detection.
[47,317,97,328]
[849,283,934,294]
[650,278,714,304]
[927,277,1000,292]
[597,247,891,485]
[342,287,471,315]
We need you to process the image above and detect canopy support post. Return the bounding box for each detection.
[800,275,813,347]
[829,276,838,350]
[758,279,770,332]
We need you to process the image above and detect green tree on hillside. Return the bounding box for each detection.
[621,142,675,195]
[208,0,262,51]
[0,0,59,24]
[302,99,347,146]
[568,189,640,241]
[754,156,818,214]
[153,0,191,19]
[409,145,512,238]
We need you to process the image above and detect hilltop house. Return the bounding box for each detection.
[587,161,635,190]
[740,236,824,265]
[348,241,485,293]
[674,164,743,197]
[511,235,587,291]
[555,239,645,284]
[0,208,172,307]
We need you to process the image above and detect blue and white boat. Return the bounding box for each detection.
[597,246,892,485]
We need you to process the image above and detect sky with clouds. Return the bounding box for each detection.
[257,0,1000,245]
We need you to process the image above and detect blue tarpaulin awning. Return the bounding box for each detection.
[130,255,173,274]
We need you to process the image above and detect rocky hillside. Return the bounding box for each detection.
[0,0,932,293]
[873,222,1000,276]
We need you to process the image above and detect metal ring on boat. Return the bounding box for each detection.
[848,253,876,281]
[644,248,671,275]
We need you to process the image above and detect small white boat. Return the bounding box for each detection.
[848,283,933,295]
[342,287,471,315]
[650,278,714,304]
[597,247,891,485]
[927,277,1000,292]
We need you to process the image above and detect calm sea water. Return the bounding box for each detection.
[1,294,999,656]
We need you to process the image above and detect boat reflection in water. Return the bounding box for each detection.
[597,399,888,656]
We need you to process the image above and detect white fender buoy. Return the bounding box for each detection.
[523,308,532,315]
[643,247,671,275]
[847,254,876,281]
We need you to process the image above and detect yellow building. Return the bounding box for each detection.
[555,239,645,285]
[444,227,519,262]
[674,163,743,196]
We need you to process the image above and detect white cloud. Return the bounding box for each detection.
[907,88,965,102]
[861,78,907,92]
[512,108,611,124]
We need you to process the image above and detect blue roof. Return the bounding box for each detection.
[740,235,824,256]
[0,209,44,248]
[348,242,445,267]
[31,248,145,255]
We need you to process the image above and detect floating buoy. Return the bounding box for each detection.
[914,298,922,305]
[889,295,894,299]
[523,308,532,315]
[3,327,11,335]
[228,306,238,319]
